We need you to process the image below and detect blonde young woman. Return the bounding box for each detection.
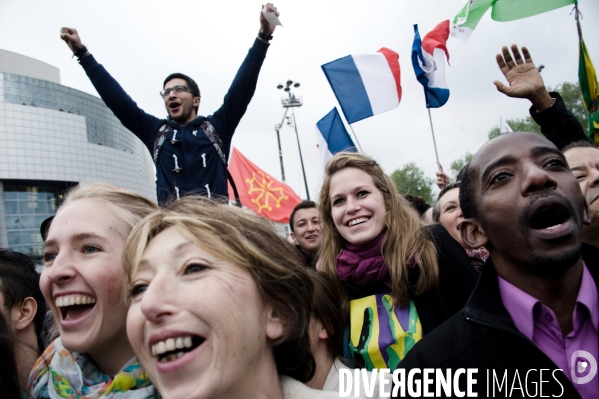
[124,197,338,399]
[318,153,478,371]
[27,183,158,399]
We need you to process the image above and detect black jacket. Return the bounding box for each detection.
[294,245,316,269]
[530,92,590,150]
[583,243,599,268]
[396,259,595,398]
[413,223,480,334]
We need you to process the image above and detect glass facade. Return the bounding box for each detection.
[3,182,72,263]
[0,50,157,263]
[2,72,142,154]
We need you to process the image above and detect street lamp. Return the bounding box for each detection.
[275,79,310,200]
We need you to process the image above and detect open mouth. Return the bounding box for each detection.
[305,234,318,240]
[169,102,181,113]
[530,203,570,231]
[56,295,96,322]
[152,335,205,363]
[348,217,369,227]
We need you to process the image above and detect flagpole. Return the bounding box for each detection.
[274,107,289,182]
[348,124,364,153]
[426,107,441,167]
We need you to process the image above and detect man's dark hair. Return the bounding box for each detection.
[0,249,47,352]
[432,181,461,223]
[163,73,201,113]
[562,139,596,154]
[403,194,431,217]
[459,163,478,220]
[289,200,317,232]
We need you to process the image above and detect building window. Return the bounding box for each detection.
[3,184,65,264]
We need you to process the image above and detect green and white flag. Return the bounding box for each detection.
[452,0,576,43]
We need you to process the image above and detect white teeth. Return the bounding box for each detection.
[545,224,560,230]
[165,338,175,352]
[157,341,166,355]
[151,335,197,359]
[349,217,368,227]
[55,295,96,308]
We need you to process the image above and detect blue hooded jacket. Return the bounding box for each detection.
[79,38,269,204]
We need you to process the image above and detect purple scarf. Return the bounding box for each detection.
[336,232,392,287]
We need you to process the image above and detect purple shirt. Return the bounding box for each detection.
[499,264,599,399]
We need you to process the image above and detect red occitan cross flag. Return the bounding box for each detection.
[227,148,301,223]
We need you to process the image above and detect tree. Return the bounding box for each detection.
[488,81,589,140]
[390,162,435,204]
[555,81,589,134]
[449,152,473,179]
[488,116,541,140]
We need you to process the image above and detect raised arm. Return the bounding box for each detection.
[208,4,280,153]
[435,164,451,189]
[493,44,589,149]
[60,27,161,150]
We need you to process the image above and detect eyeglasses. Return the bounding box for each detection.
[160,85,195,99]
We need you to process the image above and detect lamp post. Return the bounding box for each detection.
[275,79,310,200]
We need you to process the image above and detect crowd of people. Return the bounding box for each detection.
[0,4,597,399]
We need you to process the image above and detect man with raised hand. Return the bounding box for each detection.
[494,44,599,266]
[493,44,590,149]
[398,133,597,398]
[60,4,279,204]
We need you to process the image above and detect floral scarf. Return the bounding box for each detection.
[25,338,153,399]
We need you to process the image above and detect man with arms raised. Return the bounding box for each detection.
[398,133,597,398]
[60,4,279,204]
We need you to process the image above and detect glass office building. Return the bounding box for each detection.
[0,49,156,263]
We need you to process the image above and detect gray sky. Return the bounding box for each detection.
[1,0,598,201]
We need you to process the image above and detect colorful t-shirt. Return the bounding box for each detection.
[344,293,421,371]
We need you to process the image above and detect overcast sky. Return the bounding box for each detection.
[1,0,598,201]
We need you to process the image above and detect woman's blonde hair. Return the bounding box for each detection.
[318,152,438,307]
[124,196,316,382]
[58,182,158,240]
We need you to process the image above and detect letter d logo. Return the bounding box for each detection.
[570,350,597,385]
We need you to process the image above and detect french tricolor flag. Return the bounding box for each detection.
[321,48,401,124]
[315,108,357,168]
[412,21,450,108]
